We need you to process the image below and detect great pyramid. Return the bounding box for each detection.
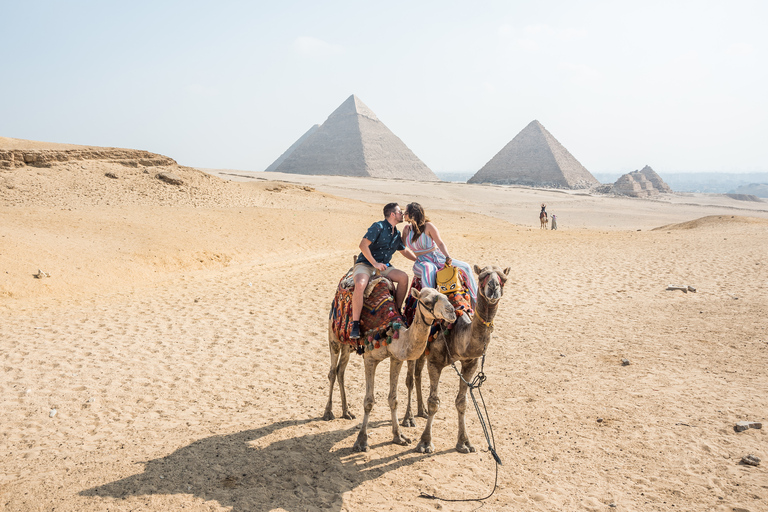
[267,95,438,181]
[468,120,599,189]
[264,124,319,173]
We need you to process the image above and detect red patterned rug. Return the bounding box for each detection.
[330,270,405,354]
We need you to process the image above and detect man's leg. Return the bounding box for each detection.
[352,273,371,322]
[386,268,410,313]
[351,271,371,339]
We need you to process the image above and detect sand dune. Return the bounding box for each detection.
[1,147,767,511]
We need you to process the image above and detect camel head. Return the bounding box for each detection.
[410,287,457,324]
[473,265,510,304]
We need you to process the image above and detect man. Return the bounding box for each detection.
[350,202,416,339]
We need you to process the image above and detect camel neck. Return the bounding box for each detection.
[389,307,432,361]
[474,298,499,330]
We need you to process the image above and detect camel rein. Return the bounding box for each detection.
[419,307,501,503]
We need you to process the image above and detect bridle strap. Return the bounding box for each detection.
[416,299,436,326]
[474,309,493,328]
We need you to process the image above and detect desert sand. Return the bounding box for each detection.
[1,144,767,511]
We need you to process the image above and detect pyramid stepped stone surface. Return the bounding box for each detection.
[613,165,672,197]
[271,95,438,181]
[264,124,319,172]
[468,120,599,189]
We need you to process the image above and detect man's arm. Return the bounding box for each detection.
[398,248,418,262]
[359,238,387,271]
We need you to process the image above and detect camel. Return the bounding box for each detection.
[540,211,548,229]
[402,264,509,455]
[323,285,457,453]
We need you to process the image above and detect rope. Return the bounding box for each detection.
[418,332,501,503]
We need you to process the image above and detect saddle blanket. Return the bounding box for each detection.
[330,269,405,353]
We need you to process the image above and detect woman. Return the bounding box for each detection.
[402,202,478,307]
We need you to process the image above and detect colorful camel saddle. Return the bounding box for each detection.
[403,276,473,354]
[330,269,406,354]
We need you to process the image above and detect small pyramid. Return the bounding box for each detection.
[468,120,598,189]
[270,95,438,181]
[636,165,671,193]
[612,165,672,197]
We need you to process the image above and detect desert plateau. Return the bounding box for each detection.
[1,138,767,511]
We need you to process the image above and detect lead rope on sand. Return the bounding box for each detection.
[419,338,501,502]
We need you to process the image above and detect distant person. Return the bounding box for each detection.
[551,213,558,230]
[540,203,547,220]
[402,202,478,307]
[350,203,416,339]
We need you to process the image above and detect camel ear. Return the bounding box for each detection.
[473,264,482,276]
[503,267,511,276]
[410,287,421,299]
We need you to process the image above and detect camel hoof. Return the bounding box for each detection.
[393,434,412,446]
[342,411,356,420]
[322,411,335,421]
[353,432,369,452]
[416,441,434,454]
[456,441,476,454]
[401,416,416,428]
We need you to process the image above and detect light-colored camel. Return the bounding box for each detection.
[540,211,548,229]
[402,265,509,454]
[323,286,457,452]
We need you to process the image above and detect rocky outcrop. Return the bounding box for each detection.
[733,183,768,198]
[725,193,763,202]
[0,148,176,170]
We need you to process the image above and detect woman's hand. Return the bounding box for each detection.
[445,257,452,267]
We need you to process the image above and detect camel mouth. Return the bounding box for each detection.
[484,296,502,305]
[480,281,503,302]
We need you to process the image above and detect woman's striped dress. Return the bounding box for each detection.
[405,229,478,307]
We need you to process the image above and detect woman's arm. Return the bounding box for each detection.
[425,222,452,266]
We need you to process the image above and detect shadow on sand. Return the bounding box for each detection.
[81,418,449,511]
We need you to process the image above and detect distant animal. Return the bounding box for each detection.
[540,211,548,229]
[551,214,557,230]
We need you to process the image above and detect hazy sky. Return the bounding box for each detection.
[2,1,766,174]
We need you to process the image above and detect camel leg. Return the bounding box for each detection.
[414,353,428,418]
[336,345,355,420]
[416,360,444,454]
[353,356,380,452]
[323,334,341,421]
[389,359,411,445]
[456,358,479,453]
[401,360,416,427]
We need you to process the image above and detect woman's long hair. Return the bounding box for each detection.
[406,202,429,238]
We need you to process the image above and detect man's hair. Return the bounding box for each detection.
[383,202,399,218]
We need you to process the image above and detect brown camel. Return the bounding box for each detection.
[402,264,509,454]
[323,286,457,452]
[540,211,548,229]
